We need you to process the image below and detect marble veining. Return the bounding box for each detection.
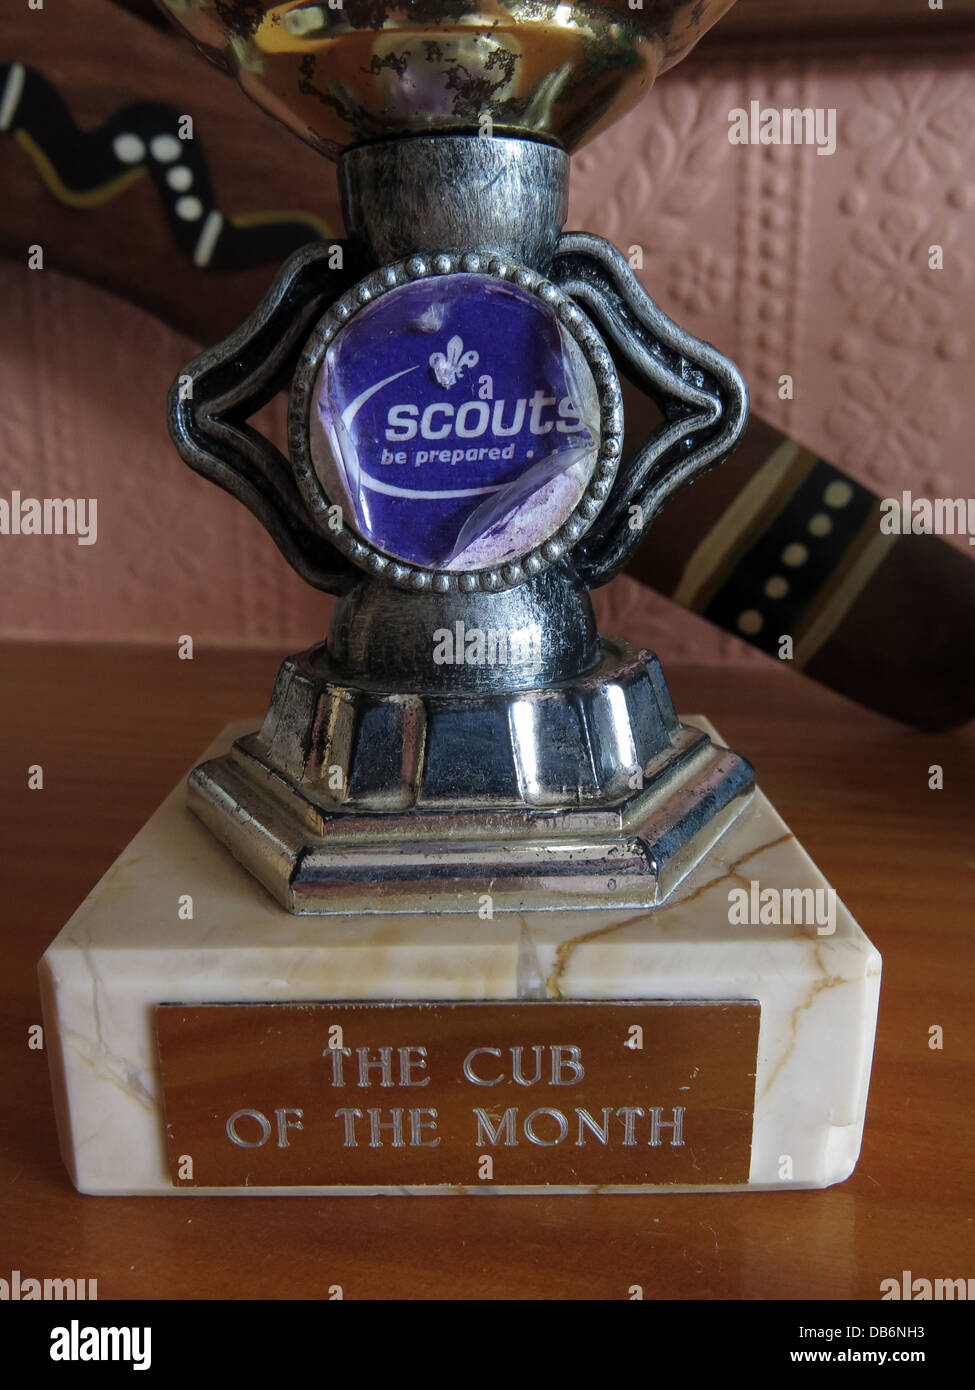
[39,719,881,1195]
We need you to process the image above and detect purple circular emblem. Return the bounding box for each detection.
[307,274,602,572]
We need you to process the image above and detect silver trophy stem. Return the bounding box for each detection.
[328,138,601,697]
[340,135,569,269]
[330,565,599,693]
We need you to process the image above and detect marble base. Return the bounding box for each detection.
[40,720,881,1195]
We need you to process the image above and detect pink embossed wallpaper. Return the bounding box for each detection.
[0,22,972,662]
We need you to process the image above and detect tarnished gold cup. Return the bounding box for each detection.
[158,1,734,158]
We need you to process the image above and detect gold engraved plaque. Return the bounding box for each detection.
[156,1001,760,1190]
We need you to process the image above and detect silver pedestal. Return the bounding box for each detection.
[189,636,753,914]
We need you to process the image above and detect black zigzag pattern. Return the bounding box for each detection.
[0,61,326,268]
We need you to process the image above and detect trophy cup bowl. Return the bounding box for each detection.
[157,0,735,157]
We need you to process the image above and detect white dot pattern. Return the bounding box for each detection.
[150,133,182,163]
[112,132,145,164]
[166,165,193,192]
[734,472,861,646]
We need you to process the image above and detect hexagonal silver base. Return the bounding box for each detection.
[186,639,754,915]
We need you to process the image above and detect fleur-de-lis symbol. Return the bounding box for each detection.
[429,335,479,388]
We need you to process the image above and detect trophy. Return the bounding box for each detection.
[40,1,881,1195]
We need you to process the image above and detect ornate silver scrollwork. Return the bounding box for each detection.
[167,241,358,595]
[168,230,748,601]
[550,233,749,587]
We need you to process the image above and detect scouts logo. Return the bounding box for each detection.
[429,336,479,389]
[309,275,601,570]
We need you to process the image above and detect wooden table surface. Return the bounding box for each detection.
[1,640,972,1301]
